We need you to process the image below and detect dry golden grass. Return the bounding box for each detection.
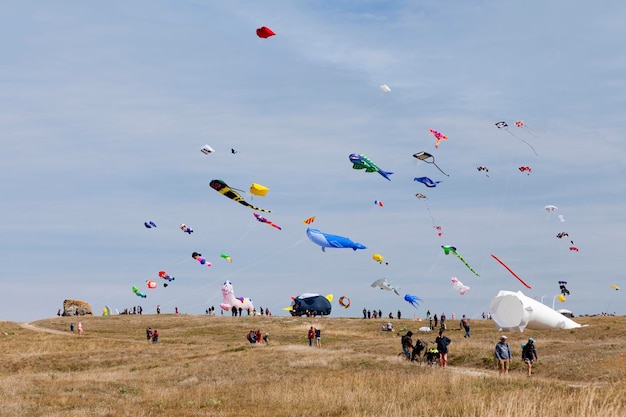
[1,315,625,416]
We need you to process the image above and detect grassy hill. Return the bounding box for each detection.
[1,315,625,416]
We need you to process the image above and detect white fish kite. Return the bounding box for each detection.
[370,278,400,296]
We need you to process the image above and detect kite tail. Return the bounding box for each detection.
[380,170,393,181]
[240,200,271,213]
[455,253,480,277]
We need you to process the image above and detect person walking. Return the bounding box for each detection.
[461,315,470,338]
[315,328,321,348]
[494,335,511,375]
[522,338,538,377]
[77,322,83,336]
[435,330,451,367]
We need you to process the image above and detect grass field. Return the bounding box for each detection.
[1,314,625,416]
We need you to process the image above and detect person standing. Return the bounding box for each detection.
[152,329,159,344]
[433,314,438,328]
[156,305,161,314]
[77,322,83,336]
[397,310,401,319]
[494,335,511,375]
[401,331,413,361]
[522,338,538,377]
[435,330,451,367]
[70,322,75,333]
[461,315,470,338]
[308,327,315,347]
[146,327,153,342]
[315,328,321,348]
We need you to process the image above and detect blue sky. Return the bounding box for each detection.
[1,1,625,322]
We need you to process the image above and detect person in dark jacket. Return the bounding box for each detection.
[522,338,538,377]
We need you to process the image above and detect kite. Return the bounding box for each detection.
[490,290,582,331]
[442,245,480,277]
[306,228,366,252]
[254,212,281,230]
[429,129,448,149]
[338,296,351,309]
[518,166,532,175]
[219,280,254,312]
[415,193,439,235]
[380,84,391,93]
[413,151,449,176]
[374,200,383,207]
[201,144,215,155]
[569,245,579,252]
[404,294,423,309]
[231,148,238,154]
[210,179,271,213]
[545,205,558,212]
[372,253,388,265]
[146,280,157,289]
[144,221,157,228]
[180,223,193,234]
[559,281,570,296]
[515,120,542,137]
[132,286,147,298]
[302,216,316,225]
[158,271,175,282]
[256,26,275,39]
[476,166,489,176]
[284,293,332,316]
[451,278,470,295]
[556,232,569,239]
[220,253,232,263]
[495,121,538,155]
[490,254,531,289]
[191,252,212,267]
[558,215,565,223]
[414,177,442,188]
[249,183,269,196]
[349,154,393,181]
[611,285,620,291]
[370,278,400,296]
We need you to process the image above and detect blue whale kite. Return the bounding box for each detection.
[306,228,366,252]
[414,177,442,188]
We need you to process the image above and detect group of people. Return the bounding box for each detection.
[362,308,401,319]
[146,327,159,343]
[69,322,83,335]
[307,326,321,347]
[402,329,451,367]
[494,335,538,376]
[247,329,269,344]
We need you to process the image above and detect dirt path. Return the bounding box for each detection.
[19,322,71,336]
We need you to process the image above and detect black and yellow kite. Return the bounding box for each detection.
[209,179,271,213]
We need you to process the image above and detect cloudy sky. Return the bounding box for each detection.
[2,1,625,322]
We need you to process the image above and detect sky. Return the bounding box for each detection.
[1,1,625,322]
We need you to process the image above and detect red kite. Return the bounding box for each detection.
[256,26,275,39]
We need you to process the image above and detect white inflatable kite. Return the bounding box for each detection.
[489,290,582,332]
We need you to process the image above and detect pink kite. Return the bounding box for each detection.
[429,129,448,148]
